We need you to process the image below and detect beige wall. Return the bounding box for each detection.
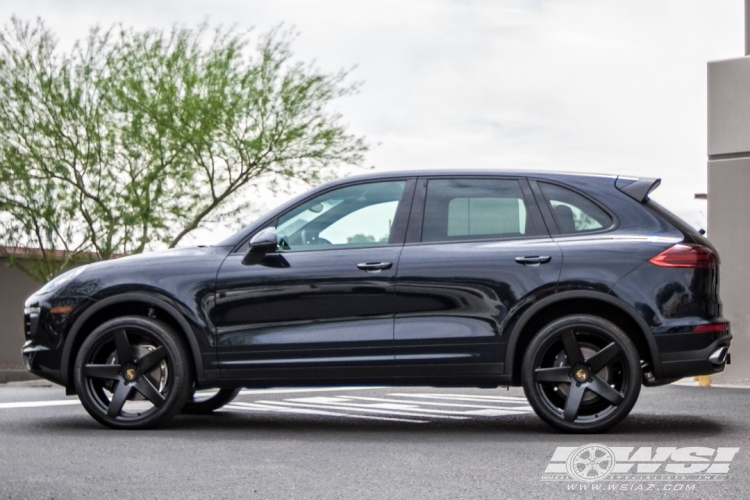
[707,54,750,384]
[708,57,750,156]
[0,260,42,366]
[708,159,750,384]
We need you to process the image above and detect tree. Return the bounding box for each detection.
[0,18,367,281]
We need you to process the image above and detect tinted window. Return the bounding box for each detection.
[276,181,405,251]
[539,182,612,233]
[422,179,529,242]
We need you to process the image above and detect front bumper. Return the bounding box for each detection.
[22,349,66,386]
[22,295,90,387]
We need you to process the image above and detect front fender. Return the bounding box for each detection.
[60,292,211,391]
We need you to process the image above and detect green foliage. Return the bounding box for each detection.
[345,234,389,244]
[346,234,376,244]
[0,18,367,281]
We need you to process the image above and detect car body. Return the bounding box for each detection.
[22,170,732,431]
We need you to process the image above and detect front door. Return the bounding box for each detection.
[393,177,562,380]
[212,179,415,382]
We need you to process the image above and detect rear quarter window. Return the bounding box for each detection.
[539,182,613,234]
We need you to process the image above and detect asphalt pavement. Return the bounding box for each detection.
[0,380,748,499]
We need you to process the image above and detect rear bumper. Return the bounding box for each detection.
[659,334,732,380]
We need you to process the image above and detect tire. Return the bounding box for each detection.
[74,316,193,430]
[521,314,641,433]
[182,387,241,414]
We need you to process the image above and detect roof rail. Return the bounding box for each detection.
[615,176,661,203]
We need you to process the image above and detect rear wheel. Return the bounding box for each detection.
[521,315,641,433]
[182,387,241,414]
[74,316,193,430]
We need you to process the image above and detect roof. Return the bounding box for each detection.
[336,168,619,183]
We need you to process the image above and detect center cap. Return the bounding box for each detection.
[574,367,589,382]
[123,366,138,381]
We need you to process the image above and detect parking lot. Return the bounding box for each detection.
[0,381,748,499]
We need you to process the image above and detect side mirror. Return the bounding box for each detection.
[242,227,278,265]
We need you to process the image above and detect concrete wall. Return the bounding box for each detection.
[708,57,750,155]
[0,261,41,367]
[708,159,750,383]
[707,56,750,383]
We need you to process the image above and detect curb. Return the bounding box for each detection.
[673,378,750,389]
[0,366,38,384]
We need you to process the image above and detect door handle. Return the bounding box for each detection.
[357,262,393,273]
[515,255,551,266]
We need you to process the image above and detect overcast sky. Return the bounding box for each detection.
[1,0,743,243]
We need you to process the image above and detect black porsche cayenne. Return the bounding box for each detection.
[22,170,731,432]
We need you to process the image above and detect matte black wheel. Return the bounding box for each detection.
[522,315,641,433]
[74,316,193,430]
[181,387,241,414]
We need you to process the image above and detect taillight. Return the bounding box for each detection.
[648,244,716,268]
[692,322,729,334]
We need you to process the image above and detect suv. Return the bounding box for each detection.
[22,170,731,432]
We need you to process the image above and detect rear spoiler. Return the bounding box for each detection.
[615,176,661,203]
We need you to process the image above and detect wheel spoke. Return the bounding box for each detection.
[534,367,571,384]
[563,382,585,422]
[560,329,585,366]
[113,330,134,365]
[134,377,166,407]
[587,342,619,373]
[588,375,624,405]
[107,381,133,418]
[136,346,167,372]
[592,462,609,475]
[83,364,121,381]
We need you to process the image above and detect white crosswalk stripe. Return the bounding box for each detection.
[255,398,469,419]
[238,386,388,396]
[346,395,533,412]
[224,392,534,422]
[226,401,428,423]
[389,393,528,403]
[0,400,80,410]
[0,389,534,423]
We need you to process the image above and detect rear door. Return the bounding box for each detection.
[393,176,562,380]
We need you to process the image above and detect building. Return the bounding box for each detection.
[0,250,44,382]
[706,2,750,384]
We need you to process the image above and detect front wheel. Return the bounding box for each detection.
[521,315,641,433]
[74,316,193,430]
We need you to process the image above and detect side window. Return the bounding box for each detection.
[538,182,612,234]
[276,181,405,251]
[422,179,530,243]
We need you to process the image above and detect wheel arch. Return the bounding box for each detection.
[61,292,206,393]
[504,291,661,385]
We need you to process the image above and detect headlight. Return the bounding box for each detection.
[37,265,89,295]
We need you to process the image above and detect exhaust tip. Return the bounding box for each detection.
[709,347,729,366]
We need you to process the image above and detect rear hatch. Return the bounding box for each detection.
[616,175,721,317]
